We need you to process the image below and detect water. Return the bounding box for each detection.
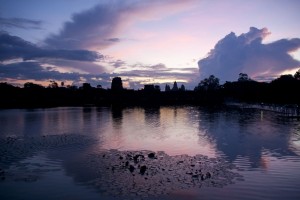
[0,106,299,199]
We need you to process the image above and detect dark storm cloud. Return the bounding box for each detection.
[0,61,79,80]
[198,27,300,82]
[0,17,43,30]
[44,0,195,50]
[0,32,102,62]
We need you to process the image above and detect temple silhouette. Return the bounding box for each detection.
[0,71,300,108]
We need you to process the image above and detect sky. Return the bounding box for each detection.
[1,0,300,89]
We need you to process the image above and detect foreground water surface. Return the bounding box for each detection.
[0,106,299,199]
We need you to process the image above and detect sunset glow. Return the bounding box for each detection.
[1,0,300,89]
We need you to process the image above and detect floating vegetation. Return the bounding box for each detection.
[0,135,242,199]
[87,149,242,198]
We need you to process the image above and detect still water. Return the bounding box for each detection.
[0,106,299,199]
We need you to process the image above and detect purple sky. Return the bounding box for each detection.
[1,0,300,89]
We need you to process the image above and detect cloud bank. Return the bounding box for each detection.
[0,61,197,89]
[0,32,102,62]
[0,61,112,86]
[44,0,195,50]
[198,27,300,82]
[0,32,108,85]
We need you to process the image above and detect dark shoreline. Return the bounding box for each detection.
[1,75,300,109]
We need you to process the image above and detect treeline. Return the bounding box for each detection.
[195,72,300,105]
[0,71,300,108]
[0,82,199,108]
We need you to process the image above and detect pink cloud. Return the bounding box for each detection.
[44,0,196,50]
[198,27,300,82]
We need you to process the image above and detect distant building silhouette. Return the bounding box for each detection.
[144,84,155,91]
[180,84,185,91]
[172,81,178,91]
[111,77,123,91]
[165,84,171,91]
[144,85,161,92]
[154,85,161,91]
[81,83,92,90]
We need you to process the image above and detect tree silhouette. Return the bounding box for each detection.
[48,80,58,88]
[24,82,44,89]
[268,74,299,104]
[0,82,16,89]
[272,74,295,83]
[238,73,252,82]
[195,75,220,91]
[294,69,300,80]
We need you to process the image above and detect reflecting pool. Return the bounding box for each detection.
[0,106,299,199]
